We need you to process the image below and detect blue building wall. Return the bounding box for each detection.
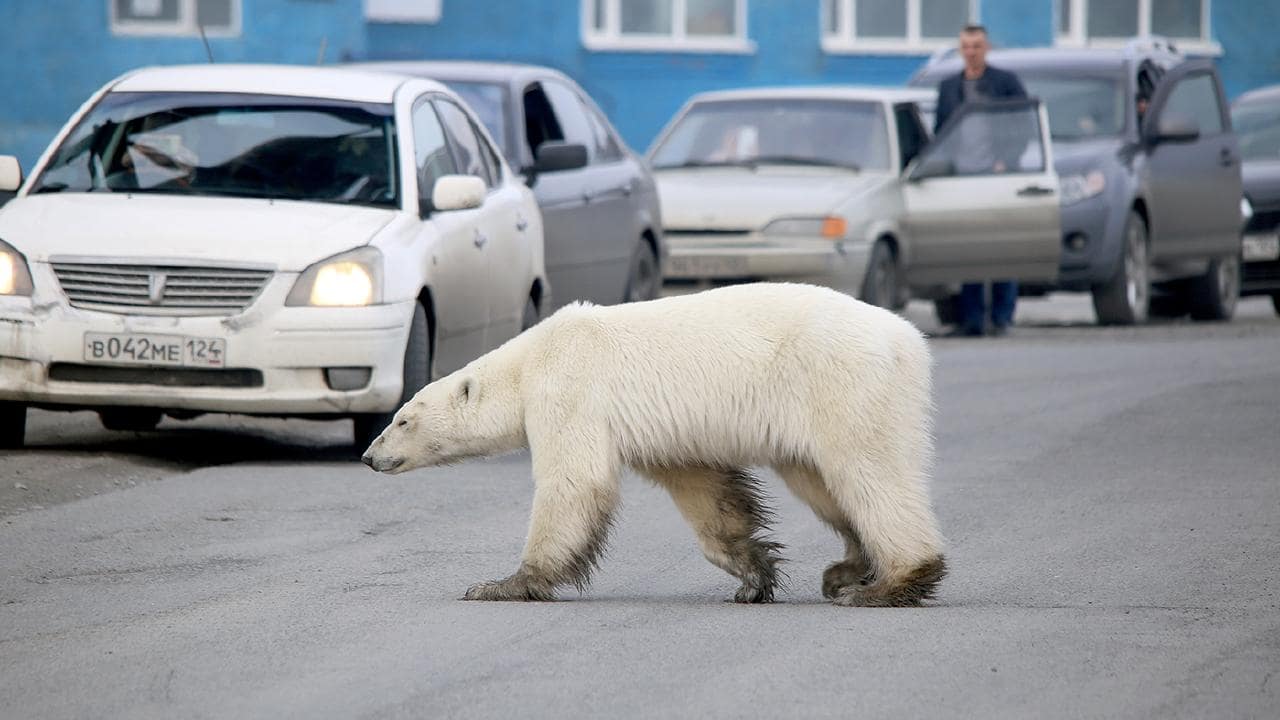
[1,0,1277,170]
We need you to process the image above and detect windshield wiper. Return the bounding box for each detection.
[31,182,69,194]
[651,159,755,170]
[749,155,861,171]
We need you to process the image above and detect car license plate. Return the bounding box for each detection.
[83,332,226,368]
[1243,233,1280,262]
[666,255,749,277]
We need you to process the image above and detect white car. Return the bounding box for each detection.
[646,86,1062,308]
[0,64,546,449]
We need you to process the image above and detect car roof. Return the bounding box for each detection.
[111,63,439,104]
[686,85,934,104]
[352,60,574,87]
[912,46,1178,82]
[1234,83,1280,106]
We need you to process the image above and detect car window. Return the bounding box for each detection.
[412,98,457,201]
[1160,72,1224,136]
[894,103,929,170]
[1021,74,1127,140]
[433,98,494,188]
[540,81,598,164]
[441,81,509,155]
[522,83,562,162]
[1233,96,1280,161]
[582,97,625,162]
[916,101,1045,176]
[32,91,399,207]
[649,98,890,172]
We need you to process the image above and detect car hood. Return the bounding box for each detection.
[0,194,398,271]
[653,168,884,231]
[1051,136,1125,174]
[1243,160,1280,208]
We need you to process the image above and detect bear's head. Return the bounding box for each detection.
[361,366,524,474]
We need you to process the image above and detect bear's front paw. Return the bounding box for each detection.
[822,558,871,600]
[462,572,555,602]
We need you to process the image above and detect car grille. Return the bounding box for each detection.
[48,363,264,388]
[1243,259,1280,283]
[1245,209,1280,234]
[50,262,273,316]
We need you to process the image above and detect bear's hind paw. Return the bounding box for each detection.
[462,572,556,602]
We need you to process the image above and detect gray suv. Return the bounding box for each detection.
[911,41,1244,324]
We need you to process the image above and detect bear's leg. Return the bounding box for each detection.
[775,463,871,599]
[812,451,947,607]
[463,444,621,602]
[647,466,784,604]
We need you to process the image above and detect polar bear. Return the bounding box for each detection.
[362,282,946,606]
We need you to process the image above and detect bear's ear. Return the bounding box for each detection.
[455,377,477,405]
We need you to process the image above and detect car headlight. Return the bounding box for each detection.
[286,246,383,307]
[1241,196,1254,228]
[1059,170,1107,206]
[0,239,34,297]
[762,216,848,240]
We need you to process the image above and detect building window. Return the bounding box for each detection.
[583,0,753,53]
[1056,0,1218,53]
[822,0,977,54]
[110,0,240,37]
[364,0,442,24]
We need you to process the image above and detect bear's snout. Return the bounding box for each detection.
[361,449,404,473]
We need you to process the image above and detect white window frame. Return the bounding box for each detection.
[1054,0,1221,55]
[582,0,754,54]
[364,0,442,24]
[821,0,979,55]
[109,0,241,37]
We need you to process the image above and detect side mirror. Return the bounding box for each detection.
[430,175,486,213]
[0,156,22,192]
[1152,113,1200,144]
[908,155,955,182]
[534,141,588,173]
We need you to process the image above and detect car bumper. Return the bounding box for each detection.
[1054,196,1122,289]
[1242,230,1280,295]
[662,233,871,289]
[0,267,414,416]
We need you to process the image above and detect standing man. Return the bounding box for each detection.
[935,24,1027,337]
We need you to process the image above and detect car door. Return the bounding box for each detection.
[1142,60,1242,261]
[410,96,488,375]
[900,99,1062,285]
[433,96,526,350]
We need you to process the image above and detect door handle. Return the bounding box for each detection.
[1017,185,1055,197]
[473,230,487,249]
[1220,148,1236,167]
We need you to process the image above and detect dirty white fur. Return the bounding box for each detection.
[364,282,945,604]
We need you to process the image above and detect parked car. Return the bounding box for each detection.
[0,64,546,449]
[911,40,1245,324]
[644,86,1061,308]
[1231,83,1280,314]
[357,61,664,311]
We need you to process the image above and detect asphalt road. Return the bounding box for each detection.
[2,294,1278,719]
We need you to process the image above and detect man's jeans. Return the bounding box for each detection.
[958,281,1017,333]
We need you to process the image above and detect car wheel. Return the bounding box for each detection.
[0,402,26,449]
[353,301,431,450]
[624,240,660,303]
[1092,210,1150,325]
[1186,255,1240,322]
[521,295,539,331]
[934,294,961,326]
[99,408,162,432]
[859,240,898,309]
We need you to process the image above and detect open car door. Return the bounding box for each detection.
[901,98,1061,285]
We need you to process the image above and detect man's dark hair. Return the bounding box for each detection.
[961,24,988,36]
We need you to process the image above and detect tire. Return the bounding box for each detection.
[99,408,162,432]
[353,301,430,450]
[934,294,961,326]
[0,402,25,449]
[521,296,539,331]
[1092,210,1150,325]
[624,240,660,303]
[859,240,898,309]
[1187,255,1240,322]
[1272,293,1280,316]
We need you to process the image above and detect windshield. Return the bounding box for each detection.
[444,81,509,156]
[1233,96,1280,162]
[1021,74,1127,141]
[31,92,399,208]
[649,98,889,171]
